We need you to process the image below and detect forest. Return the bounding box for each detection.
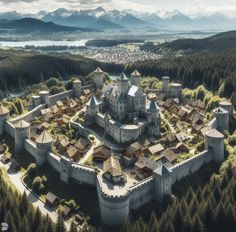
[85,39,144,47]
[125,49,236,106]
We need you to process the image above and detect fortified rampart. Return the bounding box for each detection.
[0,79,230,227]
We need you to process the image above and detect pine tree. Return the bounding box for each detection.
[55,212,67,232]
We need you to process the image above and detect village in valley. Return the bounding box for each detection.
[0,66,233,227]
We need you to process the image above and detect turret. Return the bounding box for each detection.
[131,70,142,86]
[0,105,10,136]
[219,101,233,117]
[147,100,160,137]
[213,107,229,131]
[162,76,170,93]
[32,95,42,107]
[94,67,104,89]
[35,130,53,166]
[170,83,182,98]
[205,129,224,163]
[154,164,172,202]
[117,73,129,96]
[86,96,100,122]
[39,91,49,105]
[14,120,30,153]
[60,156,72,183]
[73,79,82,97]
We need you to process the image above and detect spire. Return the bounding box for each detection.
[118,72,128,81]
[149,100,159,112]
[86,96,99,107]
[131,69,141,77]
[94,67,104,74]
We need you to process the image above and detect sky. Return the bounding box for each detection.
[0,0,236,17]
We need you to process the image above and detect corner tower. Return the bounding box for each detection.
[147,100,160,137]
[0,105,9,136]
[94,67,104,89]
[131,70,142,86]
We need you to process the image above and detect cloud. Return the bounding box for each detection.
[184,0,236,18]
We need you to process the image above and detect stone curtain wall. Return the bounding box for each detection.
[9,104,46,124]
[48,90,73,106]
[5,121,15,138]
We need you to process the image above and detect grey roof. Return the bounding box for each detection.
[86,96,99,107]
[36,130,53,144]
[149,100,159,112]
[162,76,170,80]
[117,94,127,102]
[205,129,224,138]
[128,85,139,97]
[117,72,128,81]
[131,70,141,76]
[94,67,103,74]
[154,164,171,176]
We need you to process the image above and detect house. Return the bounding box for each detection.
[169,104,180,115]
[165,132,177,145]
[75,138,91,154]
[62,205,72,218]
[135,157,160,179]
[41,108,51,115]
[66,145,79,161]
[50,105,60,115]
[75,212,85,225]
[174,142,190,153]
[46,192,60,207]
[56,100,64,108]
[178,107,190,120]
[56,115,70,126]
[43,112,54,121]
[145,143,164,156]
[103,156,124,184]
[83,89,91,96]
[169,114,178,124]
[160,149,177,164]
[56,139,70,153]
[93,144,111,162]
[125,141,142,158]
[36,122,50,134]
[176,132,189,142]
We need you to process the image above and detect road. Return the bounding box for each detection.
[0,159,71,229]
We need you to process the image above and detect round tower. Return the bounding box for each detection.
[130,69,142,86]
[35,130,53,166]
[213,107,229,131]
[14,120,30,153]
[148,100,160,137]
[205,129,224,163]
[73,79,82,97]
[117,72,129,96]
[170,83,182,98]
[154,164,172,202]
[97,175,129,226]
[162,76,170,93]
[94,67,104,89]
[39,91,49,105]
[0,105,10,136]
[219,101,233,117]
[32,95,42,108]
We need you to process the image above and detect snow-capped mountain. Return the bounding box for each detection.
[0,8,235,31]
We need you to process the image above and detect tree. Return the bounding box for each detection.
[55,213,67,232]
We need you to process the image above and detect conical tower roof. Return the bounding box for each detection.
[117,72,128,81]
[154,164,171,176]
[15,120,30,129]
[0,105,9,115]
[94,67,104,74]
[86,95,99,107]
[36,130,53,144]
[149,100,159,112]
[131,69,141,77]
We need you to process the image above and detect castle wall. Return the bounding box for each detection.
[71,164,97,186]
[9,104,46,124]
[70,120,90,138]
[5,121,15,138]
[129,177,155,210]
[24,139,37,159]
[47,152,61,172]
[48,90,73,106]
[170,150,211,184]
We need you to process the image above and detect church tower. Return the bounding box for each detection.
[117,72,129,96]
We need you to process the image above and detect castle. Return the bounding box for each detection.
[86,71,160,144]
[0,67,232,227]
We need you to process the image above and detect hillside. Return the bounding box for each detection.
[140,31,236,53]
[0,18,94,33]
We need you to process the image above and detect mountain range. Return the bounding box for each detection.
[0,8,235,31]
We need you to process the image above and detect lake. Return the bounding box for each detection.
[0,39,89,48]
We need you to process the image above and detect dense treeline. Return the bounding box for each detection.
[0,49,123,92]
[125,49,236,106]
[85,39,144,47]
[122,157,236,232]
